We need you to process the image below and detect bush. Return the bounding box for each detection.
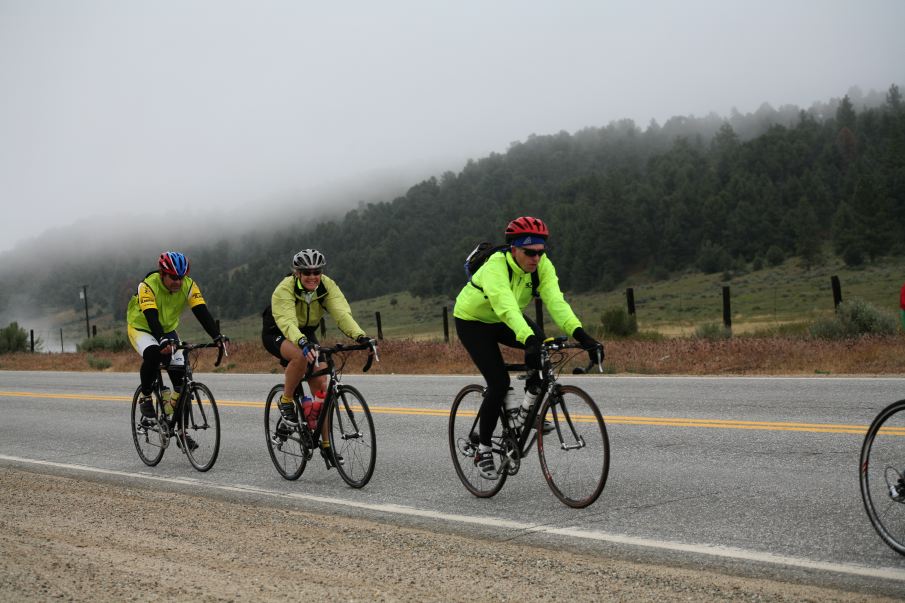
[694,322,731,340]
[0,322,41,354]
[87,355,112,370]
[765,245,785,267]
[78,333,130,353]
[808,298,898,339]
[600,307,638,338]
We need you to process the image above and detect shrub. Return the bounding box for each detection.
[0,322,41,354]
[808,298,898,339]
[78,333,130,353]
[87,355,112,370]
[600,307,638,338]
[694,322,731,340]
[765,245,785,267]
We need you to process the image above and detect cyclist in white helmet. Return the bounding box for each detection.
[261,249,370,464]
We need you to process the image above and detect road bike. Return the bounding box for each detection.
[449,336,609,508]
[860,398,905,555]
[264,340,378,488]
[131,341,226,472]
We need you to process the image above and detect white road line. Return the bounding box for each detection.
[2,453,904,582]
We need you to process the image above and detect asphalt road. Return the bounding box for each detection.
[2,370,905,594]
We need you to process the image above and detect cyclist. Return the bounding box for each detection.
[261,248,372,467]
[453,216,603,480]
[126,251,229,448]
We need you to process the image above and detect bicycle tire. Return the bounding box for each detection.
[131,385,165,466]
[264,384,307,480]
[537,385,609,508]
[860,398,905,555]
[329,385,376,488]
[180,383,220,472]
[448,384,508,498]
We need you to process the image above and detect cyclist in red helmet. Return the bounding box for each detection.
[453,216,603,480]
[126,252,229,433]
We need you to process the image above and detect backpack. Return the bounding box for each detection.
[465,242,539,298]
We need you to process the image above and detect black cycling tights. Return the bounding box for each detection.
[455,317,543,446]
[140,345,185,396]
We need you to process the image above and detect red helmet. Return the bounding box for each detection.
[505,216,549,242]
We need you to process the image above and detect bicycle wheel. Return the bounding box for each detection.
[328,385,376,488]
[179,383,220,472]
[448,384,507,498]
[860,399,905,555]
[264,385,307,480]
[537,385,609,508]
[131,386,166,466]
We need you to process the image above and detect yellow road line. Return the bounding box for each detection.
[0,390,887,435]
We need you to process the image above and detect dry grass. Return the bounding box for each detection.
[3,336,905,376]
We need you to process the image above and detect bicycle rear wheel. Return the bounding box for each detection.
[179,383,220,472]
[264,385,307,480]
[537,385,609,508]
[131,386,165,466]
[328,385,376,488]
[448,384,507,498]
[860,399,905,555]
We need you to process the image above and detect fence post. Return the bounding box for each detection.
[722,286,732,329]
[831,275,843,309]
[92,324,97,337]
[442,306,450,343]
[626,287,636,316]
[534,298,543,332]
[375,311,383,340]
[60,329,64,353]
[320,318,326,338]
[30,329,35,353]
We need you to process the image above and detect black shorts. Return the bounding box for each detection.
[261,326,319,367]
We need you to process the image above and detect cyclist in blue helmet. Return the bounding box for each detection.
[126,252,229,430]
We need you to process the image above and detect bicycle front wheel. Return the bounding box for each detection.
[131,386,165,466]
[537,385,609,508]
[180,383,220,472]
[264,385,307,480]
[448,384,507,498]
[860,399,905,555]
[328,385,376,488]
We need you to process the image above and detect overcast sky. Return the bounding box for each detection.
[1,0,903,254]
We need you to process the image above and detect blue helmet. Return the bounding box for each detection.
[158,251,190,277]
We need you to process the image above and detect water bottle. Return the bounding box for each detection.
[301,395,315,430]
[311,390,326,429]
[160,387,173,418]
[516,382,541,427]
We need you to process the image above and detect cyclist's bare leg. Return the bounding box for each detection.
[279,339,308,399]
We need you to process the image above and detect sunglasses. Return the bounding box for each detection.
[165,273,185,280]
[519,248,546,258]
[299,269,322,277]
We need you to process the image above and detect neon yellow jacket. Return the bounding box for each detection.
[269,275,365,344]
[453,250,582,344]
[126,273,206,333]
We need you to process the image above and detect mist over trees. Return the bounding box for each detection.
[1,85,903,325]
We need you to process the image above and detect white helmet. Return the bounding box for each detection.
[291,249,326,271]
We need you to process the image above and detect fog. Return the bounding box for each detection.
[2,0,904,255]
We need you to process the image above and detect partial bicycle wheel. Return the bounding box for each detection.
[131,385,166,466]
[179,383,221,472]
[860,399,905,555]
[537,385,609,508]
[448,384,507,498]
[328,385,376,488]
[264,385,307,480]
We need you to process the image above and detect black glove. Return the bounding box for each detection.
[573,327,604,363]
[157,337,176,352]
[298,336,313,357]
[214,334,229,345]
[524,335,542,370]
[356,335,371,345]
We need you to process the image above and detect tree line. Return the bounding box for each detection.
[1,85,903,326]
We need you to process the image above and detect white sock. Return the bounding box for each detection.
[478,444,491,454]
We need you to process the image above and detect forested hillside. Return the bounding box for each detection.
[1,85,903,324]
